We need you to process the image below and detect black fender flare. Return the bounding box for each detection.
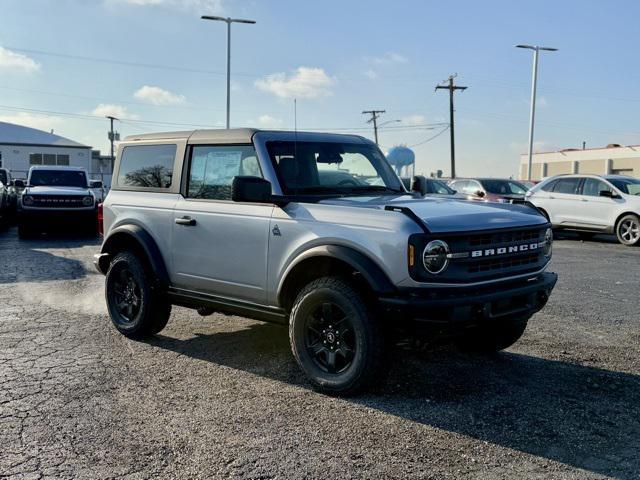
[99,224,170,287]
[277,244,397,306]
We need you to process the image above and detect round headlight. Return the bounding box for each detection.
[23,195,34,206]
[82,195,94,206]
[543,228,553,257]
[422,240,450,274]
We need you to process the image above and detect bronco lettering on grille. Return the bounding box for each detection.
[471,242,541,258]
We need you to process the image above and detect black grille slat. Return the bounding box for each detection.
[32,195,85,208]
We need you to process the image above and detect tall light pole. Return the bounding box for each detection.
[516,44,558,180]
[201,15,256,129]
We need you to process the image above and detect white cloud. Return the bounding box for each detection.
[91,104,138,119]
[364,69,378,80]
[0,47,40,73]
[257,115,283,128]
[401,114,426,126]
[255,67,336,99]
[0,112,62,131]
[134,85,186,105]
[368,52,408,65]
[108,0,225,12]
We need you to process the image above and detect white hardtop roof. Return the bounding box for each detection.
[0,121,90,148]
[123,128,368,144]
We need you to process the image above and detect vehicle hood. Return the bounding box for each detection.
[24,186,91,196]
[318,195,548,233]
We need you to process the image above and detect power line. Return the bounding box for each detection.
[408,125,450,147]
[5,46,260,78]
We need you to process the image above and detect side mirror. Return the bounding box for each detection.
[14,179,25,188]
[476,190,486,198]
[231,176,273,203]
[599,190,619,199]
[90,180,103,188]
[410,175,428,195]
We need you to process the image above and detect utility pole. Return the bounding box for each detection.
[435,75,466,179]
[106,116,119,161]
[362,110,385,145]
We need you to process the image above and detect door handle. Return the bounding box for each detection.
[175,216,196,226]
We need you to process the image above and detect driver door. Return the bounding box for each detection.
[171,144,274,304]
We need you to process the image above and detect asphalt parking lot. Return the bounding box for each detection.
[1,227,639,479]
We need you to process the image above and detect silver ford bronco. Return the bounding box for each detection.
[95,128,557,394]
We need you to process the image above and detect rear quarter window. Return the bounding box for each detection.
[117,144,177,189]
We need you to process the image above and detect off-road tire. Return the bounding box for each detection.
[455,314,531,353]
[289,276,384,395]
[615,214,640,246]
[105,251,171,339]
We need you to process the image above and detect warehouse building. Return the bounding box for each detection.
[0,121,114,186]
[520,143,640,180]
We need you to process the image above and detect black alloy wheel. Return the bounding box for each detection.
[111,267,142,326]
[304,302,356,374]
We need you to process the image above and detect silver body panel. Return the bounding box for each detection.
[103,128,550,308]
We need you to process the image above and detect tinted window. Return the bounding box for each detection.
[480,179,527,195]
[0,170,7,185]
[429,179,455,194]
[118,144,176,188]
[541,179,558,192]
[30,170,87,188]
[582,178,612,197]
[188,145,260,200]
[553,178,581,194]
[609,177,640,195]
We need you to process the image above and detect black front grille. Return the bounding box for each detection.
[409,225,549,284]
[468,228,541,247]
[468,252,539,274]
[31,195,86,208]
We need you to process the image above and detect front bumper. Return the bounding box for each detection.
[380,271,557,330]
[18,208,97,227]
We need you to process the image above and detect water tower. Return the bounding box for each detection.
[386,146,415,178]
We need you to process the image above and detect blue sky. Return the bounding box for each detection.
[1,0,639,177]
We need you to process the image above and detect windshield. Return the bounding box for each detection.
[30,170,87,188]
[609,177,640,195]
[431,179,456,194]
[266,140,404,196]
[480,179,527,195]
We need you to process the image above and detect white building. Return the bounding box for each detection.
[519,143,640,180]
[0,121,113,186]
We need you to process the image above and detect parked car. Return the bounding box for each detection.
[526,174,640,246]
[16,166,99,238]
[0,168,17,214]
[0,177,9,227]
[448,178,529,203]
[401,177,467,198]
[94,128,556,395]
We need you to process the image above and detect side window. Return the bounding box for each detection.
[450,180,466,192]
[118,144,176,188]
[582,178,612,197]
[541,179,557,192]
[187,145,261,200]
[553,177,581,195]
[464,181,481,195]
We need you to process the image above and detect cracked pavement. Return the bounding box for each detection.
[1,227,639,479]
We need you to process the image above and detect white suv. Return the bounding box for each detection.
[526,174,640,246]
